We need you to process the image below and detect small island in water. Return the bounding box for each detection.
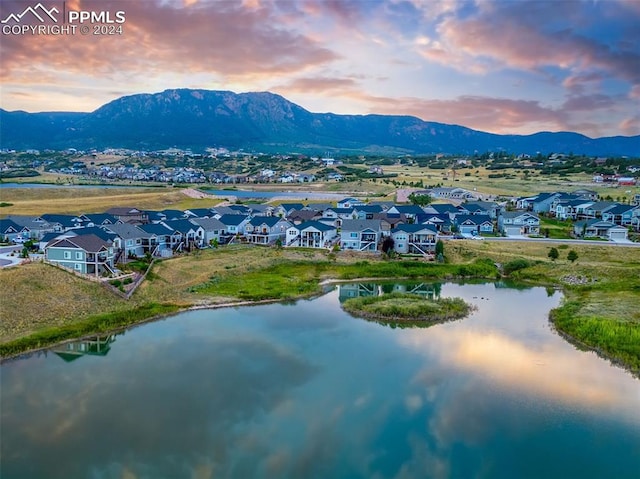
[342,292,475,327]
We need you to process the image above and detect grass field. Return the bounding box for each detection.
[0,187,226,216]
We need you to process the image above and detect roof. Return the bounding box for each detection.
[454,214,493,225]
[164,219,201,233]
[392,224,438,234]
[81,213,119,225]
[5,215,51,230]
[0,218,22,234]
[248,216,287,227]
[191,217,226,230]
[103,223,149,240]
[604,204,637,214]
[186,208,215,218]
[40,214,79,228]
[427,203,460,214]
[294,221,336,232]
[138,223,175,236]
[390,205,425,215]
[105,207,144,215]
[218,214,251,226]
[500,211,539,219]
[48,233,111,252]
[73,226,118,242]
[341,219,383,232]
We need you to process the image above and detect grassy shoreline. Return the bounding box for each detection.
[1,244,639,377]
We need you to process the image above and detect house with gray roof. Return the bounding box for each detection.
[103,223,149,259]
[391,224,438,255]
[45,234,116,276]
[191,217,226,245]
[286,221,338,248]
[340,219,385,252]
[498,212,540,236]
[245,217,291,245]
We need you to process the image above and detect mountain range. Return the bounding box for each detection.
[1,89,639,156]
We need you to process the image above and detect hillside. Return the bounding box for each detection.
[1,89,639,155]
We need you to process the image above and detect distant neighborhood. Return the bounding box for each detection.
[2,188,639,279]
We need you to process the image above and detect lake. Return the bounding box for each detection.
[1,282,639,479]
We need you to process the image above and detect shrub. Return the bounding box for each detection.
[503,258,531,275]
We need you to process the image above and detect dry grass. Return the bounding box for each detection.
[135,245,332,305]
[0,262,131,342]
[0,187,224,216]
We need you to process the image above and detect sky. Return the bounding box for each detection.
[1,0,639,138]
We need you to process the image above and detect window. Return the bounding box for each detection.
[74,263,82,270]
[75,251,82,260]
[63,251,71,259]
[350,232,358,238]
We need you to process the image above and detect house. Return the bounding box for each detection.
[163,219,205,250]
[391,224,438,255]
[520,192,561,214]
[79,213,120,227]
[340,219,385,252]
[462,201,502,219]
[45,234,116,276]
[5,215,54,240]
[322,208,356,226]
[601,204,638,226]
[103,223,149,259]
[425,203,461,219]
[191,217,226,245]
[184,208,216,218]
[582,201,618,220]
[137,223,178,256]
[274,203,306,218]
[387,204,426,222]
[286,221,338,248]
[453,214,494,235]
[498,212,541,236]
[0,218,28,242]
[105,207,148,224]
[217,214,251,237]
[573,220,628,241]
[244,217,291,245]
[555,199,594,221]
[337,197,364,209]
[40,214,84,232]
[286,209,322,224]
[420,214,452,233]
[353,204,384,220]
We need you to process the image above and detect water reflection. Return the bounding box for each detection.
[51,334,118,362]
[1,282,639,479]
[338,281,442,301]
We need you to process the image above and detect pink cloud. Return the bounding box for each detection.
[619,116,640,136]
[0,0,338,83]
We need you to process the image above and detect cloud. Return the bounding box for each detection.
[0,0,339,83]
[353,92,568,134]
[619,116,640,136]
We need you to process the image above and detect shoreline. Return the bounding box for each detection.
[2,277,637,380]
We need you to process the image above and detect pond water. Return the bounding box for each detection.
[1,282,639,479]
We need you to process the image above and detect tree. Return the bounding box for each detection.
[435,239,444,256]
[567,250,578,263]
[381,236,395,257]
[548,247,559,261]
[408,192,432,207]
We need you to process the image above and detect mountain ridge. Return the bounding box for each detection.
[1,88,638,156]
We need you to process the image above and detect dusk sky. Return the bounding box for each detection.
[1,0,639,138]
